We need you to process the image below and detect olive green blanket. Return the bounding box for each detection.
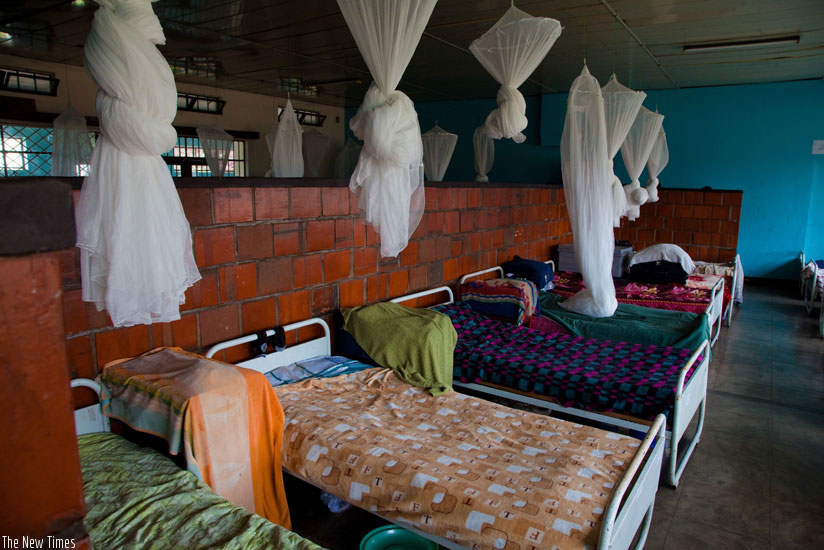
[79,433,323,550]
[539,292,710,352]
[342,303,456,395]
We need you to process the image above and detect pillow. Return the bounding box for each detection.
[460,278,539,325]
[628,260,688,285]
[630,244,695,274]
[501,255,555,290]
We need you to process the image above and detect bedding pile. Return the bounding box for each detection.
[460,277,539,325]
[276,366,641,550]
[99,347,290,527]
[80,433,321,550]
[342,303,456,395]
[435,302,701,422]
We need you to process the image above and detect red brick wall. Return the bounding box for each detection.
[616,189,742,263]
[61,185,572,371]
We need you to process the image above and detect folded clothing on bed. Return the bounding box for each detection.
[264,355,374,387]
[460,277,539,325]
[276,366,641,550]
[435,302,702,422]
[79,432,321,550]
[342,302,456,395]
[99,347,290,528]
[538,292,711,352]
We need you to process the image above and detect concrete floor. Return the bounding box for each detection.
[287,283,824,549]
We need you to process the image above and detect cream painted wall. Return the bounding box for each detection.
[0,53,345,176]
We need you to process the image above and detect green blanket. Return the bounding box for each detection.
[342,303,456,395]
[79,433,323,550]
[539,292,710,352]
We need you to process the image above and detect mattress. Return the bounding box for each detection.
[275,366,641,550]
[550,270,729,315]
[435,302,701,422]
[79,432,322,550]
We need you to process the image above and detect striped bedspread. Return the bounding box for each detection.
[434,302,701,422]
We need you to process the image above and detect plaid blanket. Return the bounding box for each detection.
[434,302,702,422]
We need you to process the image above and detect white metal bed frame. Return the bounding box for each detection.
[206,316,666,550]
[398,283,708,488]
[462,260,724,347]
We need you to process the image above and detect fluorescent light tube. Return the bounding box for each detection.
[683,35,799,53]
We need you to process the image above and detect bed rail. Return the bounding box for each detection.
[389,285,454,306]
[458,266,503,284]
[71,379,110,435]
[205,318,331,374]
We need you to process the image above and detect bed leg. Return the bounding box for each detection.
[631,504,655,550]
[667,396,705,488]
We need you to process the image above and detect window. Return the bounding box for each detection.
[0,125,53,176]
[278,77,318,98]
[277,106,327,127]
[169,57,217,80]
[177,92,226,114]
[0,67,59,96]
[161,136,246,177]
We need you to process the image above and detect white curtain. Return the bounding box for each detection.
[469,5,561,143]
[272,99,304,177]
[334,137,362,178]
[421,123,457,181]
[52,103,93,176]
[473,125,494,182]
[196,126,233,178]
[601,74,645,226]
[646,126,669,203]
[559,65,617,318]
[77,0,200,327]
[302,128,330,177]
[620,106,664,220]
[338,0,435,258]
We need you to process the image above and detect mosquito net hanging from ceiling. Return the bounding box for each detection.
[473,125,494,182]
[334,137,362,178]
[271,99,304,177]
[559,65,617,318]
[302,128,330,177]
[646,126,669,203]
[196,126,233,178]
[421,123,458,182]
[469,5,562,143]
[76,0,200,327]
[52,103,93,176]
[620,106,664,220]
[601,74,645,226]
[337,0,436,258]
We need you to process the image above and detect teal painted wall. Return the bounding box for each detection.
[346,78,824,279]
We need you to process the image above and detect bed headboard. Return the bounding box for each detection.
[458,260,556,285]
[205,318,331,374]
[389,285,454,306]
[71,379,110,435]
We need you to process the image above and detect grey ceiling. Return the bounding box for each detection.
[1,0,823,107]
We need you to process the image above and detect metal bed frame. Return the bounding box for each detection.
[395,284,708,488]
[465,260,725,347]
[206,317,666,550]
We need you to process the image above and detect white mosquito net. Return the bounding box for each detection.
[473,125,494,182]
[302,128,330,177]
[601,74,645,226]
[272,99,304,177]
[337,0,435,258]
[421,123,458,182]
[334,137,362,178]
[76,0,200,327]
[646,126,669,203]
[52,103,93,176]
[196,126,233,178]
[620,106,664,220]
[559,65,617,318]
[469,5,561,143]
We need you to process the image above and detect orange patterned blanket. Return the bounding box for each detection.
[276,367,640,550]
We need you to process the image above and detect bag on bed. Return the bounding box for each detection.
[628,260,689,285]
[501,255,554,290]
[460,277,539,325]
